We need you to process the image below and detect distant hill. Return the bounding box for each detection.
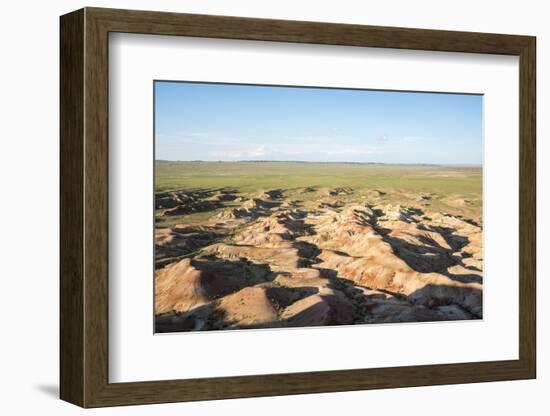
[155,159,481,168]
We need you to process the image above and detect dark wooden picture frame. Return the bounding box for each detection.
[60,7,536,408]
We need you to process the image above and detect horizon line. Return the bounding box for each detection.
[155,159,482,167]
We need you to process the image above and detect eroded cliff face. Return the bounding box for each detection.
[154,187,482,332]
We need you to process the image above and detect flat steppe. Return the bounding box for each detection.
[154,161,483,332]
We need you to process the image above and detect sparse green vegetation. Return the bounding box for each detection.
[155,161,482,221]
[155,160,483,331]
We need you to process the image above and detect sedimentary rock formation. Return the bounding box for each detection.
[154,188,483,332]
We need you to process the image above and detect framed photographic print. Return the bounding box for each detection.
[60,7,536,408]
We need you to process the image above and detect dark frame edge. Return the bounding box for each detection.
[60,8,86,407]
[518,36,537,379]
[84,6,533,54]
[89,360,531,408]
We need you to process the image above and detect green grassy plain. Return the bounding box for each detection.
[155,161,482,224]
[156,161,481,194]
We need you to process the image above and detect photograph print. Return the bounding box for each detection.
[154,81,483,333]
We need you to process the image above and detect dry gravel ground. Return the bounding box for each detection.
[154,162,482,332]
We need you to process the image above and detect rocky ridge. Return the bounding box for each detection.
[155,187,483,332]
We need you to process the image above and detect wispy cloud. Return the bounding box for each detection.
[155,81,482,164]
[205,143,376,160]
[209,145,268,159]
[157,132,441,162]
[156,133,239,146]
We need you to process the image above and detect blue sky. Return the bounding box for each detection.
[155,81,483,165]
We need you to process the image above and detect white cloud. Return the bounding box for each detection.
[157,133,239,146]
[158,132,407,161]
[206,143,378,160]
[209,145,268,159]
